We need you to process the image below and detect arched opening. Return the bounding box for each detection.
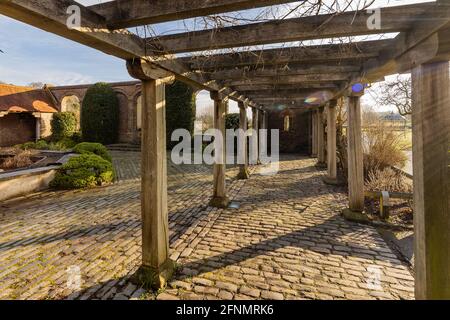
[283,115,292,132]
[61,95,81,130]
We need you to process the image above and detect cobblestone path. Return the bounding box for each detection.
[0,152,414,300]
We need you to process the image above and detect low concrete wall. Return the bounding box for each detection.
[0,166,59,202]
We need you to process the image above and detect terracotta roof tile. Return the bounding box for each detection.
[0,84,58,113]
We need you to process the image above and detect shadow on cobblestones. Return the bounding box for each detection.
[174,215,407,280]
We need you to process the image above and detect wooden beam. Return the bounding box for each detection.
[411,61,450,299]
[252,97,307,104]
[207,64,360,81]
[180,40,392,70]
[237,101,250,180]
[244,89,337,99]
[147,3,433,54]
[232,83,339,92]
[324,100,338,184]
[136,77,174,289]
[311,110,317,157]
[346,95,365,212]
[224,74,350,86]
[361,1,450,81]
[89,0,300,29]
[316,107,326,167]
[0,0,255,106]
[209,95,230,208]
[251,108,260,165]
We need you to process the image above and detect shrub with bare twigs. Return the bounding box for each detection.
[363,123,407,177]
[0,149,33,170]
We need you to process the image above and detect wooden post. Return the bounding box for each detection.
[237,101,250,179]
[311,111,317,157]
[324,100,338,184]
[210,92,230,208]
[316,107,326,167]
[251,108,260,165]
[127,60,175,289]
[345,95,365,213]
[411,61,450,300]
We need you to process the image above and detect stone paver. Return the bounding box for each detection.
[0,152,414,300]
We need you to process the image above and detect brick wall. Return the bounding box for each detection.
[0,113,36,147]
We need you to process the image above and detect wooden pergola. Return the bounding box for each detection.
[1,0,449,299]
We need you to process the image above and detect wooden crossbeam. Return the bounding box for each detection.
[224,74,351,86]
[206,64,360,80]
[238,89,337,98]
[231,83,340,91]
[361,1,450,81]
[89,0,300,29]
[0,0,255,106]
[147,3,434,54]
[179,40,392,70]
[252,97,308,104]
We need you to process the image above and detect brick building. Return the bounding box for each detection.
[0,84,57,147]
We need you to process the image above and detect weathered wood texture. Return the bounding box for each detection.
[211,96,229,207]
[412,61,450,300]
[251,108,260,164]
[148,4,433,53]
[181,40,391,70]
[90,0,299,28]
[317,108,326,165]
[140,79,170,270]
[346,96,365,212]
[326,102,337,181]
[238,101,250,180]
[311,111,317,157]
[0,0,257,106]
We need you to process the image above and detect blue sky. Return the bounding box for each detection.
[0,0,430,113]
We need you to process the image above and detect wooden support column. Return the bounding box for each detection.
[210,92,230,208]
[316,107,326,167]
[127,59,175,289]
[237,101,250,180]
[324,100,338,184]
[345,94,365,213]
[311,111,317,157]
[251,108,260,165]
[411,61,450,300]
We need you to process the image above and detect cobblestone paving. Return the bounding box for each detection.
[0,152,414,300]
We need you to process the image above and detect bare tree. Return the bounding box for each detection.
[375,75,412,116]
[28,82,45,89]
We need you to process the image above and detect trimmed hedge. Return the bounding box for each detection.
[81,83,119,145]
[225,113,240,130]
[73,142,112,162]
[166,81,196,149]
[51,112,77,141]
[50,154,115,190]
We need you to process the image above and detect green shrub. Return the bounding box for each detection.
[17,139,77,151]
[51,112,77,141]
[225,113,240,130]
[73,142,112,162]
[50,154,115,189]
[166,81,196,149]
[81,83,119,145]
